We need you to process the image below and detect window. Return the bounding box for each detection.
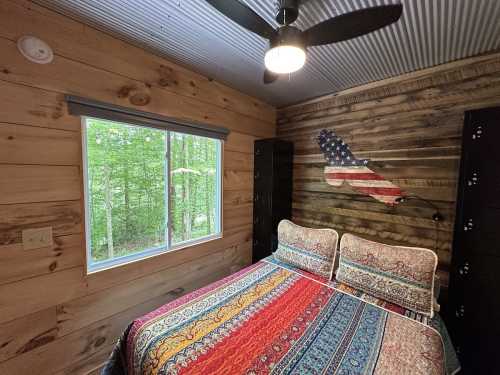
[82,117,222,273]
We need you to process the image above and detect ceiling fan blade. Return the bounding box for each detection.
[263,70,279,84]
[304,4,403,46]
[205,0,275,39]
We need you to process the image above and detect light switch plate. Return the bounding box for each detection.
[22,227,53,250]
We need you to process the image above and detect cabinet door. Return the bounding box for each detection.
[272,142,293,231]
[448,107,500,373]
[460,109,500,257]
[457,255,500,373]
[253,191,272,259]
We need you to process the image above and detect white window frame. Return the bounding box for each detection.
[82,116,223,274]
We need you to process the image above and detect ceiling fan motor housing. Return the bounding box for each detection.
[275,0,299,25]
[269,25,306,50]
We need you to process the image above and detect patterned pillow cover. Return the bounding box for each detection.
[274,220,339,279]
[336,233,438,317]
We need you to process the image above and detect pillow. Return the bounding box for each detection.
[336,233,438,317]
[274,220,339,279]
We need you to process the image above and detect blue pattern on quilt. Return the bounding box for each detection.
[288,296,363,374]
[273,293,388,375]
[272,292,344,373]
[275,294,359,373]
[333,304,387,374]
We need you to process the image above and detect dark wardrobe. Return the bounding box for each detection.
[252,139,293,262]
[447,106,500,374]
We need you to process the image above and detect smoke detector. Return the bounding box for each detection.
[17,35,54,64]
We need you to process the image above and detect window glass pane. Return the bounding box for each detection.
[170,132,220,245]
[85,118,167,265]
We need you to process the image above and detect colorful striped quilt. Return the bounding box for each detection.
[104,258,455,375]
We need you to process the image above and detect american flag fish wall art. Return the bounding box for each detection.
[317,129,404,205]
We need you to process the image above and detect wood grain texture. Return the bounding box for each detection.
[0,307,57,362]
[0,80,77,131]
[0,123,81,165]
[225,132,257,153]
[277,53,500,284]
[85,226,252,293]
[0,234,83,285]
[56,245,247,336]
[0,261,241,375]
[0,165,81,204]
[0,36,273,138]
[0,201,82,245]
[52,344,114,375]
[0,267,86,324]
[0,294,161,375]
[0,0,275,125]
[0,1,275,373]
[224,204,253,231]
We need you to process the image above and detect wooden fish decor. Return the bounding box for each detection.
[317,129,404,205]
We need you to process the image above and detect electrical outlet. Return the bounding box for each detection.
[22,227,53,250]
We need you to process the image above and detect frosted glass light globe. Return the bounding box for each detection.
[264,45,306,74]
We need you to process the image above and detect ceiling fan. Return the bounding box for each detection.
[205,0,403,84]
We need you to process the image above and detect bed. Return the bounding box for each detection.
[103,255,460,375]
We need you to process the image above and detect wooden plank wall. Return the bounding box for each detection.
[0,1,275,374]
[277,53,500,285]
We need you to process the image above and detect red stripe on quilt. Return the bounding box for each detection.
[179,277,329,374]
[127,261,268,372]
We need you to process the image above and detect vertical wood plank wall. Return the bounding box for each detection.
[277,53,500,285]
[0,1,275,374]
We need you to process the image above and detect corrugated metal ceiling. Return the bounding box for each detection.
[33,0,500,107]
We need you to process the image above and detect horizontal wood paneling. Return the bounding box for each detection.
[56,244,248,336]
[0,234,83,285]
[0,253,244,374]
[0,294,164,375]
[278,53,500,284]
[280,53,500,119]
[0,36,273,138]
[85,226,252,293]
[0,201,82,245]
[223,170,253,191]
[52,344,114,375]
[0,267,86,324]
[0,165,81,204]
[224,204,253,231]
[224,190,253,207]
[0,307,57,362]
[225,132,257,153]
[224,150,254,171]
[0,0,275,125]
[0,80,77,131]
[0,123,81,165]
[0,1,275,373]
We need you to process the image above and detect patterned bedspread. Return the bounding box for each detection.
[104,257,457,375]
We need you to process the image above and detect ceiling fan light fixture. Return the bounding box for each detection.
[264,25,306,74]
[264,45,306,74]
[204,0,403,83]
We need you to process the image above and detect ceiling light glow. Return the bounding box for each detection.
[264,45,306,74]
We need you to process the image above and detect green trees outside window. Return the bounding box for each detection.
[83,118,221,272]
[170,132,219,244]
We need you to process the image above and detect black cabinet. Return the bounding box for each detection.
[447,107,500,374]
[252,139,293,262]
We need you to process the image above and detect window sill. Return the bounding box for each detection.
[85,232,223,275]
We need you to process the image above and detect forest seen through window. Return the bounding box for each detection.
[84,118,221,269]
